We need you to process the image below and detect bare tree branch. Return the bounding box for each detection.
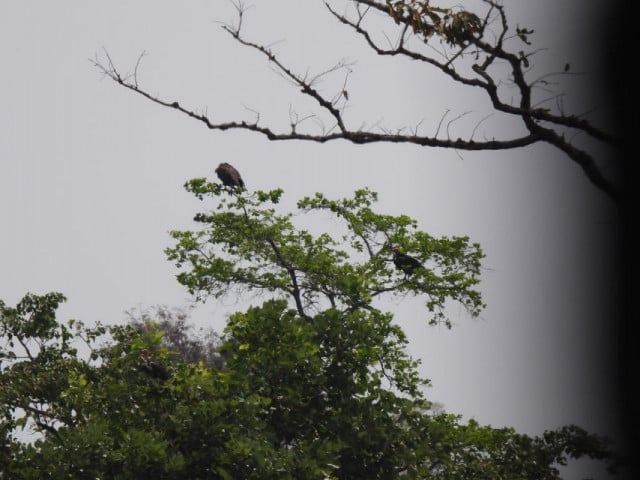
[90,51,539,151]
[91,0,622,202]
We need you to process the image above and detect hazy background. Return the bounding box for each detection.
[0,1,627,477]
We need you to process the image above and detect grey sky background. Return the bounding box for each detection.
[1,1,624,476]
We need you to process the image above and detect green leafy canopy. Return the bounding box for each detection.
[0,182,623,479]
[167,181,485,328]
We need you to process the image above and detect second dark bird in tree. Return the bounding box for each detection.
[141,349,170,381]
[392,247,423,276]
[215,162,245,189]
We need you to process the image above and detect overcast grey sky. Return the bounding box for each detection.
[0,1,624,476]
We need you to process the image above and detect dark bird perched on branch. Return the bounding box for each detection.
[141,349,170,381]
[392,247,423,276]
[215,162,245,189]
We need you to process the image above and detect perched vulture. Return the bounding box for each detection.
[141,349,170,381]
[392,247,423,276]
[215,162,245,189]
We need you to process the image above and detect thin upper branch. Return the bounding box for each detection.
[90,54,539,151]
[222,23,348,133]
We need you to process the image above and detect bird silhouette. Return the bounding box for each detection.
[141,349,170,381]
[215,162,245,189]
[392,247,423,276]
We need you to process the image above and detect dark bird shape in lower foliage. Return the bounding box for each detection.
[141,349,170,381]
[392,248,423,276]
[215,162,245,189]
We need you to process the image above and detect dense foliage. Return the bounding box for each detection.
[0,184,621,479]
